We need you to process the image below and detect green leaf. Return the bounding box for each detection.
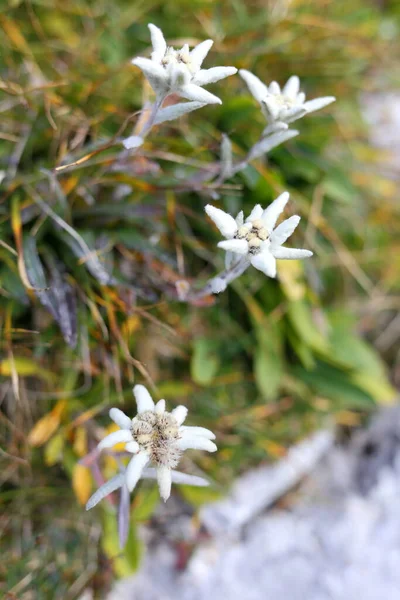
[254,320,284,401]
[180,485,222,507]
[287,300,328,353]
[293,361,376,409]
[102,509,142,577]
[191,338,220,386]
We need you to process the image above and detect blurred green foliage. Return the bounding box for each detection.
[1,0,400,597]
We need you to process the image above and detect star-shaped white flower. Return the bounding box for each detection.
[86,385,216,506]
[205,192,313,279]
[240,70,335,132]
[132,24,237,104]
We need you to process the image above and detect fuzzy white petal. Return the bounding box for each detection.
[178,434,217,452]
[217,239,249,255]
[269,81,281,95]
[246,204,263,222]
[280,106,307,123]
[98,429,133,450]
[211,277,228,294]
[247,130,298,161]
[235,211,244,226]
[239,69,269,104]
[297,92,306,104]
[262,97,281,121]
[303,96,336,113]
[283,75,300,99]
[155,399,166,414]
[109,408,132,430]
[262,192,290,232]
[126,440,140,453]
[125,451,149,492]
[205,204,238,238]
[272,247,313,260]
[169,63,191,90]
[133,384,155,413]
[179,84,221,104]
[262,122,289,136]
[86,474,125,510]
[122,135,144,150]
[192,66,237,86]
[250,251,277,278]
[157,465,172,501]
[172,405,188,425]
[154,101,206,125]
[180,425,216,440]
[148,23,167,62]
[142,468,210,487]
[270,215,301,247]
[189,39,213,69]
[132,57,168,86]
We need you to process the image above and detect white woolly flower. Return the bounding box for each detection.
[239,70,335,133]
[86,385,216,506]
[205,192,313,279]
[132,24,237,104]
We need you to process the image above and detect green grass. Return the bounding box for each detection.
[1,0,400,597]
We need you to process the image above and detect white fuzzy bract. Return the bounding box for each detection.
[205,192,313,279]
[240,70,335,132]
[86,385,216,507]
[132,24,237,104]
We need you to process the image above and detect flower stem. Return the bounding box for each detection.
[177,257,250,301]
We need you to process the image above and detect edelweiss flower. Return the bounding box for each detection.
[87,385,216,505]
[240,70,335,131]
[132,24,237,104]
[205,192,313,278]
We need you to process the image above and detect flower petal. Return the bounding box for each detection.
[283,75,300,99]
[177,434,217,452]
[205,204,238,238]
[157,465,172,501]
[262,192,290,232]
[86,474,125,510]
[169,63,191,90]
[148,23,167,62]
[235,211,244,226]
[154,101,206,125]
[109,408,132,430]
[280,106,307,124]
[192,66,237,86]
[270,215,301,247]
[132,57,167,88]
[125,451,149,492]
[303,96,336,113]
[189,39,213,69]
[251,251,277,278]
[179,84,221,104]
[261,97,280,121]
[247,130,298,161]
[239,69,269,104]
[155,399,166,414]
[272,247,313,260]
[246,204,263,222]
[142,468,210,487]
[217,239,249,255]
[122,135,144,150]
[98,429,133,450]
[180,425,216,439]
[172,405,188,425]
[268,81,281,95]
[297,92,306,104]
[133,385,155,413]
[126,441,140,453]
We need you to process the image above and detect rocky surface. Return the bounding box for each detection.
[107,407,400,600]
